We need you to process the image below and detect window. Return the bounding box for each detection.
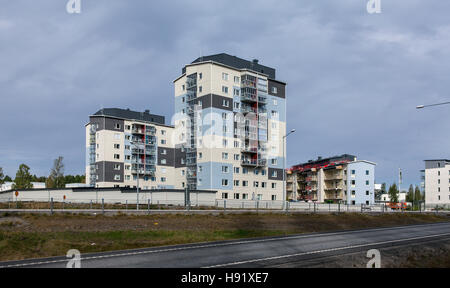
[234,76,239,83]
[161,149,167,155]
[114,164,121,170]
[351,170,356,175]
[234,154,240,161]
[271,111,278,118]
[262,182,267,188]
[273,99,278,106]
[351,180,356,185]
[114,154,120,160]
[223,126,227,133]
[243,193,248,200]
[161,130,166,135]
[222,152,228,160]
[114,144,120,149]
[234,167,240,174]
[366,170,369,175]
[222,73,228,81]
[182,84,185,91]
[243,181,248,187]
[222,112,228,120]
[352,190,356,195]
[253,181,259,187]
[272,195,277,201]
[198,152,203,159]
[199,73,202,80]
[233,89,240,96]
[271,86,277,94]
[222,166,229,173]
[366,201,370,205]
[271,170,278,177]
[234,180,240,186]
[115,123,121,129]
[271,159,277,165]
[222,193,228,199]
[234,102,240,109]
[161,159,167,164]
[254,169,259,175]
[182,97,185,103]
[222,179,229,186]
[114,175,121,181]
[199,86,202,93]
[366,180,369,185]
[243,168,248,174]
[366,191,369,196]
[272,183,277,189]
[222,86,228,94]
[161,177,166,182]
[161,139,166,145]
[222,99,230,107]
[234,193,240,200]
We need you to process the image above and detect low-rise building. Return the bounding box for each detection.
[287,154,376,205]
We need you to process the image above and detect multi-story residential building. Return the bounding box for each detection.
[424,159,450,205]
[286,154,376,205]
[173,53,286,201]
[85,54,286,201]
[85,108,185,189]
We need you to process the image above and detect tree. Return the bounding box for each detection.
[388,183,399,203]
[414,185,423,201]
[4,175,12,182]
[0,167,4,184]
[46,156,65,188]
[12,164,33,189]
[406,184,414,202]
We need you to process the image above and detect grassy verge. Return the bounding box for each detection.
[0,212,448,262]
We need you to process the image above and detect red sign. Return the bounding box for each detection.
[63,195,66,200]
[15,191,19,197]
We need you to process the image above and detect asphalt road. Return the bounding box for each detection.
[1,222,450,268]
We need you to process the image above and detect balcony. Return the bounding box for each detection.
[241,79,256,89]
[241,106,257,114]
[132,129,145,135]
[305,176,317,182]
[241,92,258,103]
[186,78,197,89]
[241,159,258,166]
[241,146,258,153]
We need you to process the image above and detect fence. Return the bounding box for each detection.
[0,197,438,214]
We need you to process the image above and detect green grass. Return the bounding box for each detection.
[0,229,288,261]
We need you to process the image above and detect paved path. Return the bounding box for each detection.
[1,222,450,268]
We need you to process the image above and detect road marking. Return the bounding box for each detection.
[1,222,449,268]
[203,232,450,268]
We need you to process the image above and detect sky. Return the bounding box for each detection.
[1,0,450,190]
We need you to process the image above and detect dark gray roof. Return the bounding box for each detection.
[92,108,165,125]
[185,53,276,79]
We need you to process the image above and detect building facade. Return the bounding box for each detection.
[173,54,287,201]
[286,155,376,205]
[85,108,183,190]
[86,54,287,201]
[424,159,450,205]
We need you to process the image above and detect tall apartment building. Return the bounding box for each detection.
[85,108,185,189]
[286,155,376,205]
[173,53,286,201]
[424,159,450,205]
[85,54,287,201]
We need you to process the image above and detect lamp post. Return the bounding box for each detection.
[282,129,296,211]
[416,101,450,109]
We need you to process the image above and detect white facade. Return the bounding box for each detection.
[424,159,450,205]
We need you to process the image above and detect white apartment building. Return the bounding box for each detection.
[424,159,450,205]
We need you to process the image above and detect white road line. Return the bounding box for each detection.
[203,232,450,268]
[1,223,449,268]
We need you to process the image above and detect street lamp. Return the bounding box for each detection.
[282,129,296,211]
[416,101,450,109]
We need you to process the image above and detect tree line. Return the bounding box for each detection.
[0,156,85,189]
[376,182,424,203]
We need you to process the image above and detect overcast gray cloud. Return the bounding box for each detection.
[1,0,450,189]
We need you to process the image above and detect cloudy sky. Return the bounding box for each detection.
[1,0,450,189]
